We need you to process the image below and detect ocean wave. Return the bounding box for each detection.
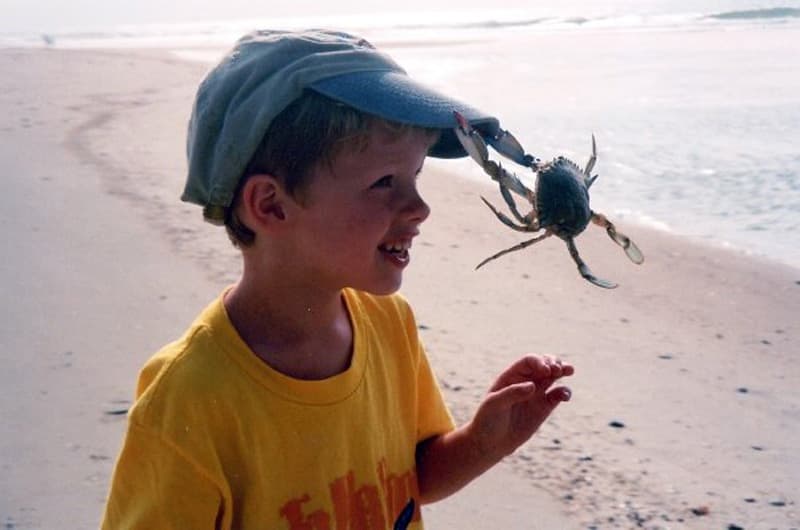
[394,15,597,31]
[707,7,800,20]
[378,7,800,33]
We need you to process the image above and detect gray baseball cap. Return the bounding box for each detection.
[182,29,499,222]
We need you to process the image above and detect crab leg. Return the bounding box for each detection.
[496,183,537,226]
[565,237,618,289]
[476,232,552,270]
[591,213,645,264]
[583,135,599,189]
[480,197,539,232]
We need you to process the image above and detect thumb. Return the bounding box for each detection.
[484,381,537,411]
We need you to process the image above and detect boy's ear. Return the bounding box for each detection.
[238,174,290,229]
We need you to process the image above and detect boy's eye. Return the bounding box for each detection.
[370,175,393,189]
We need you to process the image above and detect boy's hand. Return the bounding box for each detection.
[467,355,574,460]
[415,355,574,503]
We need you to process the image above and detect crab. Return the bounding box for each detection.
[453,111,644,289]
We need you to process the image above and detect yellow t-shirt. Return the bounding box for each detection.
[102,289,454,529]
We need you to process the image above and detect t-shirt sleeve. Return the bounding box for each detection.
[414,339,456,442]
[393,296,455,442]
[101,422,223,529]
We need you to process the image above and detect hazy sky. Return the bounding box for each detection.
[0,0,539,33]
[4,0,793,33]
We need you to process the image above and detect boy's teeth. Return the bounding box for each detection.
[382,241,409,252]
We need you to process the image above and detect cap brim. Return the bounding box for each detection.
[310,71,499,159]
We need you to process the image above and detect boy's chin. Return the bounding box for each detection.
[357,278,403,297]
[367,285,402,297]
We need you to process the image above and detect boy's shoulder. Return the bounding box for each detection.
[131,294,236,416]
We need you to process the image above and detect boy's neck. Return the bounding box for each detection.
[223,277,354,381]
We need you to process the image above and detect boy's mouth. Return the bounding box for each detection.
[379,240,411,264]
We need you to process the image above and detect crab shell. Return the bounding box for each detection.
[535,157,592,238]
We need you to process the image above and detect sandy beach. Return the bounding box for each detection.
[1,47,798,529]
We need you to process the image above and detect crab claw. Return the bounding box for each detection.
[591,213,645,264]
[453,110,536,202]
[612,232,644,264]
[453,111,489,167]
[486,129,537,168]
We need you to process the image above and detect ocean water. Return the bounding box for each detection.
[3,1,799,269]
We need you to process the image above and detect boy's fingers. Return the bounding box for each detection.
[531,373,574,395]
[520,355,575,381]
[545,386,572,406]
[524,355,556,378]
[490,356,575,393]
[490,356,550,391]
[543,357,575,380]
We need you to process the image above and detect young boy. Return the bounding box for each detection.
[102,29,573,529]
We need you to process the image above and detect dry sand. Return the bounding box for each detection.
[1,48,798,529]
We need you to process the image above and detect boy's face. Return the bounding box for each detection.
[289,125,432,296]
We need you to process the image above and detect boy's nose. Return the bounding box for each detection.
[405,188,431,224]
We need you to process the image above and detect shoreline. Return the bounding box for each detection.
[2,47,798,529]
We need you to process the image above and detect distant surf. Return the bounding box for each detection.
[4,6,800,50]
[708,7,800,20]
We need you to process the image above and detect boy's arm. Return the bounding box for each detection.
[415,355,573,504]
